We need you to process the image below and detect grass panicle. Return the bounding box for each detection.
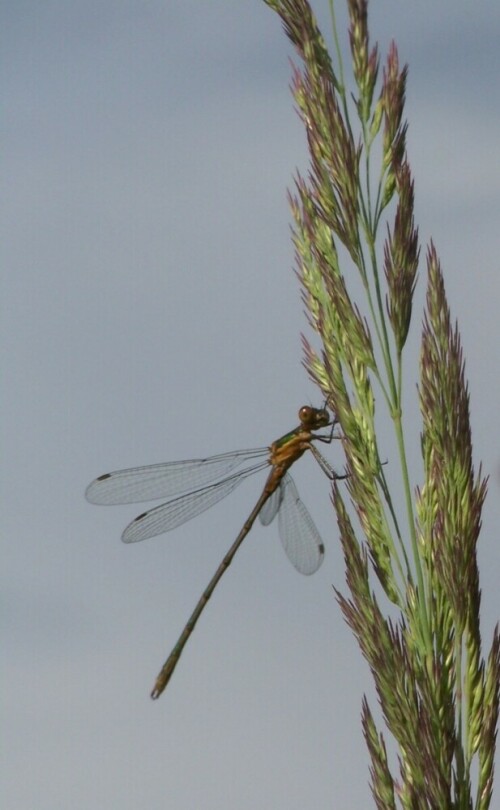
[264,0,498,805]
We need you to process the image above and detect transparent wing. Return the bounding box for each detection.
[85,447,268,505]
[277,474,325,575]
[258,486,282,526]
[122,461,268,543]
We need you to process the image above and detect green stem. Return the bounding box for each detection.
[328,0,353,138]
[393,405,431,651]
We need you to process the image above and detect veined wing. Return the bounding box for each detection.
[85,447,268,505]
[122,460,269,543]
[258,486,282,526]
[277,474,325,575]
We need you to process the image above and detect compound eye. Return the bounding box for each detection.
[298,406,313,424]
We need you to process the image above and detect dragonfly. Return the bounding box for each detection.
[85,405,346,699]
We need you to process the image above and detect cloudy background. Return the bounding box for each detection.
[3,1,500,807]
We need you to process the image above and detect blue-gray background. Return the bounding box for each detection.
[3,2,499,808]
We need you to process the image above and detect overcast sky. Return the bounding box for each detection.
[3,2,500,808]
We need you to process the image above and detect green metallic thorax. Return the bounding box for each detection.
[273,428,299,449]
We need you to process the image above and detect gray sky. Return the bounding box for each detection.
[3,2,500,808]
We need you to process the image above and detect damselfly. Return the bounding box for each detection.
[85,405,346,699]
